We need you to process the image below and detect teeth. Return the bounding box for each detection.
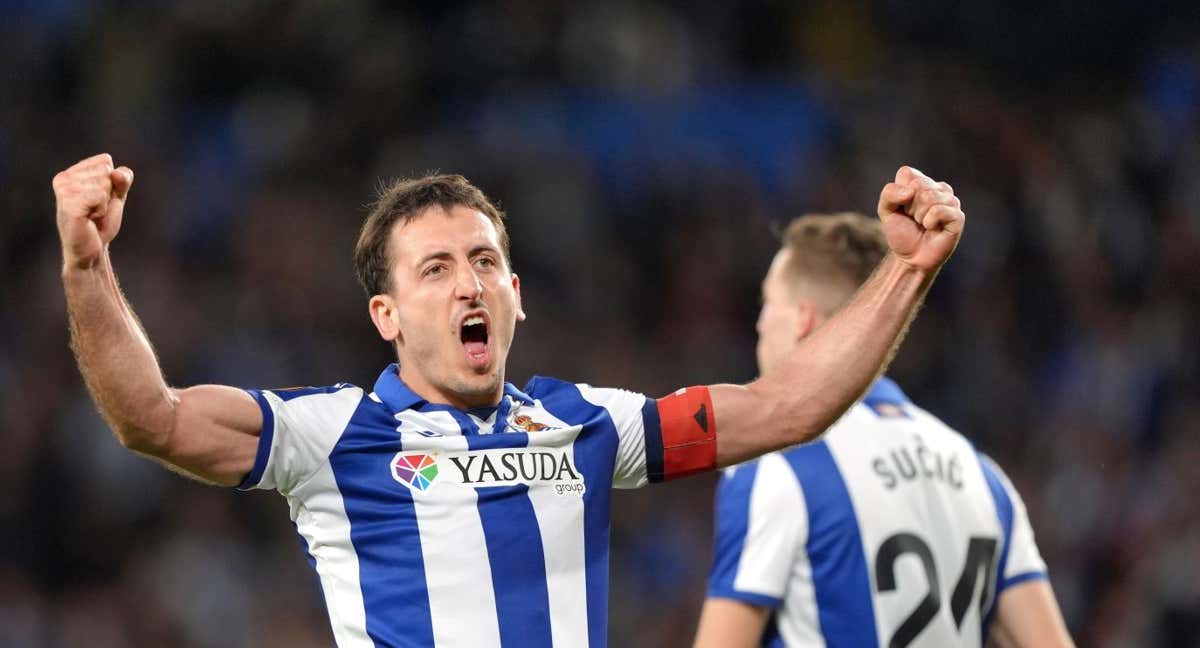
[464,316,484,327]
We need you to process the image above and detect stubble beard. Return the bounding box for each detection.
[446,366,503,403]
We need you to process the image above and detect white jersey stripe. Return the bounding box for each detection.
[733,453,808,597]
[412,434,503,647]
[292,465,373,648]
[524,409,589,648]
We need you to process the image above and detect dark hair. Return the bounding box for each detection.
[354,174,509,296]
[780,212,888,309]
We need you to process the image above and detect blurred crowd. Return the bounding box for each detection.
[2,1,1198,646]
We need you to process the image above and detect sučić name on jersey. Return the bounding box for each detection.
[871,434,964,491]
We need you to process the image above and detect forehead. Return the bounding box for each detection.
[389,205,502,264]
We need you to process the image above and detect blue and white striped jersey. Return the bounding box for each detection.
[708,378,1047,648]
[238,364,716,647]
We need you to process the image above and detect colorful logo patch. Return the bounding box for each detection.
[391,452,440,491]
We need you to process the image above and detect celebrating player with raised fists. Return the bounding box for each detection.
[56,151,965,647]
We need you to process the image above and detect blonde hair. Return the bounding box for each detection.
[779,212,888,315]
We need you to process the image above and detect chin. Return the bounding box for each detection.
[451,371,502,398]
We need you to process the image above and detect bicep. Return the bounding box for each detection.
[693,598,770,648]
[156,385,263,487]
[990,579,1074,648]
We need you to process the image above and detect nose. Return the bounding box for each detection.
[455,266,483,301]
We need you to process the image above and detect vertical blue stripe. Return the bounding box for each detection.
[978,454,1014,642]
[464,431,553,646]
[330,397,435,647]
[476,482,554,647]
[783,441,878,646]
[641,398,665,483]
[529,377,617,648]
[706,464,760,595]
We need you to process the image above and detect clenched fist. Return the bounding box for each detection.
[876,166,965,272]
[54,153,134,270]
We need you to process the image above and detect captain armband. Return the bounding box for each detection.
[647,386,717,482]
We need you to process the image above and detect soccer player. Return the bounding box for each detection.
[693,213,1073,648]
[55,153,963,648]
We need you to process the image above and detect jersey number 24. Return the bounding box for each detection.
[874,533,998,648]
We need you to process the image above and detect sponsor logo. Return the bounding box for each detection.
[390,448,585,496]
[391,453,439,491]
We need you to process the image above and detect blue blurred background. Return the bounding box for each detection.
[2,1,1199,646]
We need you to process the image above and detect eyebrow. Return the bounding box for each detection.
[413,245,501,269]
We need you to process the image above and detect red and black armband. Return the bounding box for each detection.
[643,386,717,482]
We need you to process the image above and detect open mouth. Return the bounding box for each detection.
[459,313,490,367]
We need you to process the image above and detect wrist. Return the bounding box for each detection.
[880,253,937,283]
[61,253,105,279]
[61,245,108,275]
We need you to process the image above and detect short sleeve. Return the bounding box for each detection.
[574,384,659,489]
[236,384,364,496]
[707,453,808,608]
[979,454,1048,592]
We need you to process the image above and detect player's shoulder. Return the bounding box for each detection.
[975,451,1019,493]
[256,382,363,403]
[523,375,645,404]
[522,375,573,398]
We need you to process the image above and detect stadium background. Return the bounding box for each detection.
[2,1,1199,646]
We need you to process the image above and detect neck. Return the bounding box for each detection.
[397,364,504,410]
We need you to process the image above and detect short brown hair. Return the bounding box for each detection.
[355,174,510,296]
[779,212,888,314]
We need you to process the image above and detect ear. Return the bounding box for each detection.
[369,293,402,342]
[795,299,820,340]
[512,273,526,322]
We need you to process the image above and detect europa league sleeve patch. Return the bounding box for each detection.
[653,386,717,481]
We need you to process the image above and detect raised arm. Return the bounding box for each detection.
[56,153,261,486]
[712,166,964,466]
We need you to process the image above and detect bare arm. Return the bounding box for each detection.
[57,154,261,486]
[693,598,770,648]
[713,167,964,466]
[988,580,1075,648]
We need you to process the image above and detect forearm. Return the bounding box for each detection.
[728,255,932,461]
[693,599,769,648]
[64,249,176,451]
[989,580,1075,648]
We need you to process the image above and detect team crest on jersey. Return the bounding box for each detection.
[391,452,440,491]
[510,414,552,432]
